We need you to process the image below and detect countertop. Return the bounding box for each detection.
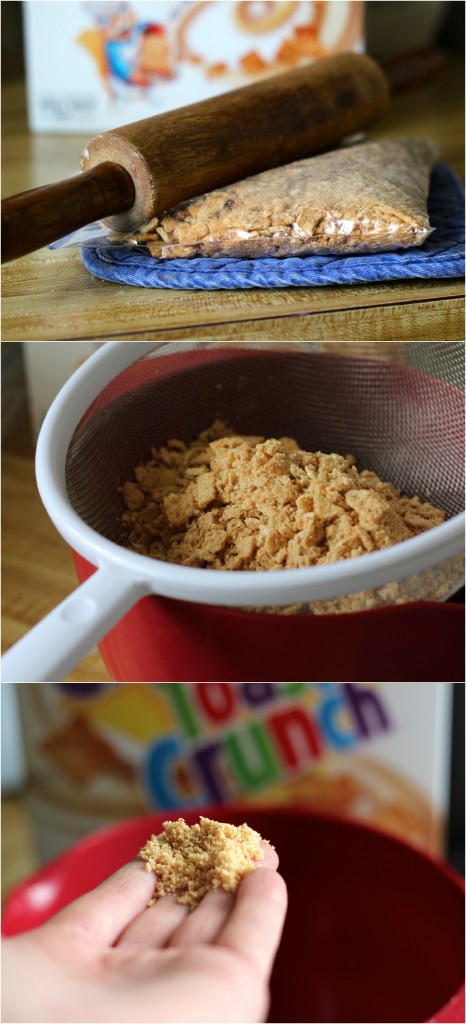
[2,62,464,342]
[1,796,39,908]
[2,434,111,682]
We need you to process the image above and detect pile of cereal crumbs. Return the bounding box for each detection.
[121,420,445,570]
[138,817,268,910]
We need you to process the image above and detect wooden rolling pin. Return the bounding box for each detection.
[2,48,444,263]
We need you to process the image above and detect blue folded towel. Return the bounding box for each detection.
[82,163,464,290]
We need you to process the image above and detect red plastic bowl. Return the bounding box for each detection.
[2,806,464,1023]
[74,553,464,682]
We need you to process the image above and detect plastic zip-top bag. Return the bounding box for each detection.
[132,137,437,259]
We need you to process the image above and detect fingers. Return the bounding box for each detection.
[46,844,282,958]
[116,893,188,949]
[116,841,278,951]
[166,841,277,949]
[259,841,279,871]
[168,888,235,947]
[46,861,156,949]
[215,867,288,981]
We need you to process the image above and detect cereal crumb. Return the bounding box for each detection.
[121,421,444,571]
[138,817,268,910]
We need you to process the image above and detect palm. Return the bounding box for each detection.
[103,942,265,1022]
[6,851,286,1024]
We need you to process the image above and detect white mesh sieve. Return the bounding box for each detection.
[64,342,465,608]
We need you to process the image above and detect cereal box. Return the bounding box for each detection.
[18,683,452,861]
[24,2,365,133]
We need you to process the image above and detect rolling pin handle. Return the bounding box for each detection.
[381,47,446,95]
[1,163,135,263]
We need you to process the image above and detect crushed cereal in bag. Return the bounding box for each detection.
[132,137,437,259]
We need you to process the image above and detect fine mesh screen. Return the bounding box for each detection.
[65,342,464,605]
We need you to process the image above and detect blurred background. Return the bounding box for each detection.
[2,1,465,193]
[3,2,465,88]
[1,682,465,912]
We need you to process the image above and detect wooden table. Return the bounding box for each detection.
[1,796,39,907]
[2,447,111,682]
[2,63,464,342]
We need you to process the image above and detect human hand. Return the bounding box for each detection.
[2,844,287,1024]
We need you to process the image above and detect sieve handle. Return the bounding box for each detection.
[1,567,147,682]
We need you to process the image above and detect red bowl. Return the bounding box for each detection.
[2,806,464,1023]
[74,553,464,682]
